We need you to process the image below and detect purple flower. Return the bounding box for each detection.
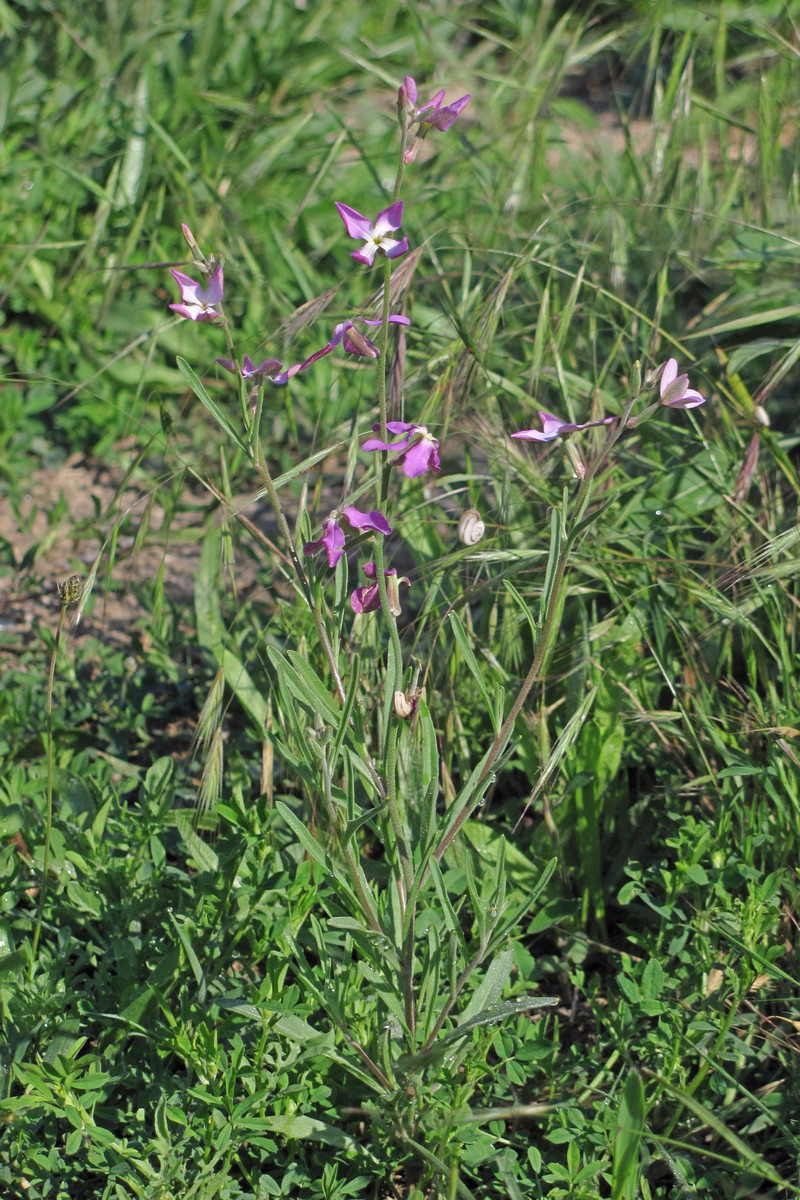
[216,355,284,379]
[295,315,410,369]
[401,77,471,131]
[303,506,392,569]
[416,86,471,132]
[510,412,614,443]
[351,562,408,616]
[362,421,441,479]
[335,201,409,266]
[659,359,706,409]
[169,265,223,322]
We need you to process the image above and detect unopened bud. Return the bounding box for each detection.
[343,326,379,358]
[181,223,199,253]
[630,359,642,397]
[644,363,663,389]
[754,405,770,427]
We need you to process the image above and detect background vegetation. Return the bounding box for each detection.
[1,0,799,1197]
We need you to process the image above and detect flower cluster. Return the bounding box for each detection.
[363,421,440,478]
[510,361,705,449]
[511,412,614,443]
[304,507,392,570]
[351,563,408,616]
[167,78,706,627]
[169,266,224,322]
[397,77,471,163]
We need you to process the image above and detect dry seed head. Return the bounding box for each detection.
[57,575,83,605]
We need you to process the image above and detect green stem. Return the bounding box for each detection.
[31,599,69,966]
[252,452,347,706]
[433,393,641,862]
[319,742,382,934]
[377,257,393,444]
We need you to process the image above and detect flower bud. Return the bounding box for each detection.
[754,405,770,427]
[458,508,485,545]
[181,223,199,253]
[342,326,379,358]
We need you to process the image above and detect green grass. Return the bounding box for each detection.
[2,1,800,1197]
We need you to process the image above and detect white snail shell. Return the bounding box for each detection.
[458,508,485,546]
[393,690,416,719]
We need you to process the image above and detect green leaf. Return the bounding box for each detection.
[174,810,219,873]
[458,948,514,1025]
[611,1070,645,1200]
[266,1114,361,1152]
[441,994,558,1046]
[167,913,205,994]
[176,356,247,451]
[449,611,498,731]
[195,524,268,729]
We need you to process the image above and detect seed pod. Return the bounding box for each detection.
[458,508,485,546]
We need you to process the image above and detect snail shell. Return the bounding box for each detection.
[458,508,485,546]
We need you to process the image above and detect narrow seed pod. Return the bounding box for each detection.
[458,508,485,546]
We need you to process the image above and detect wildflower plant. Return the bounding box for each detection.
[165,72,708,1193]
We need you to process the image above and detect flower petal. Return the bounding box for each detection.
[385,237,409,260]
[351,245,379,266]
[169,269,205,304]
[335,202,373,240]
[342,506,392,536]
[204,264,224,305]
[659,358,679,397]
[351,582,381,613]
[426,94,471,130]
[363,434,413,453]
[402,437,440,478]
[373,201,404,235]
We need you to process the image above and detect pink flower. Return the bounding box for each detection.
[363,421,441,478]
[351,562,408,616]
[169,265,223,321]
[416,86,471,132]
[303,506,392,569]
[659,359,706,409]
[400,77,471,131]
[334,201,409,266]
[510,412,614,443]
[293,315,410,370]
[216,355,283,379]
